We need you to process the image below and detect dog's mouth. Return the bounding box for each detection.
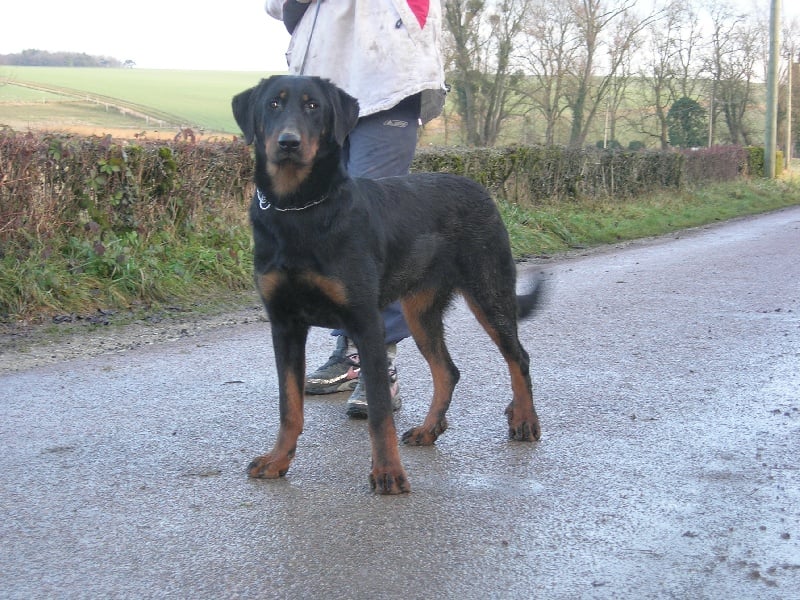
[269,151,308,168]
[263,143,310,174]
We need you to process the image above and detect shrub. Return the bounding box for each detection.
[0,131,255,317]
[0,131,253,250]
[667,97,707,148]
[744,146,784,178]
[2,132,751,246]
[682,146,747,183]
[595,139,623,150]
[745,146,766,177]
[414,144,687,205]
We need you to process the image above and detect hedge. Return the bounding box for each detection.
[0,130,760,252]
[1,131,252,248]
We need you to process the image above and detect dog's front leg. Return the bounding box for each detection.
[248,321,308,479]
[351,319,411,494]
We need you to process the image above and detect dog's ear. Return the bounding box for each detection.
[322,79,360,146]
[232,86,257,144]
[233,76,286,144]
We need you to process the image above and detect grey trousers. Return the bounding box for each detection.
[333,94,421,344]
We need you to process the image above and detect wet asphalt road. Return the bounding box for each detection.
[2,207,800,599]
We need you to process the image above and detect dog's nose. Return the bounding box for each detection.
[278,131,301,152]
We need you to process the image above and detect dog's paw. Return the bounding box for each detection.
[401,418,448,446]
[369,466,411,495]
[505,403,541,441]
[247,453,292,479]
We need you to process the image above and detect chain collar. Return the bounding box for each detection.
[257,188,329,212]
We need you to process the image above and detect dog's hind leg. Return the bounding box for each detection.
[463,290,541,442]
[248,321,308,478]
[400,289,460,446]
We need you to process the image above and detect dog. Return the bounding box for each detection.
[232,75,543,494]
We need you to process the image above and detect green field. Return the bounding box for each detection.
[0,66,283,133]
[0,84,65,102]
[2,100,156,131]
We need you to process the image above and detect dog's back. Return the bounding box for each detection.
[349,173,519,307]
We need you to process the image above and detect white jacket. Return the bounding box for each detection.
[265,0,446,123]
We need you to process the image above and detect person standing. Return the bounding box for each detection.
[264,0,447,418]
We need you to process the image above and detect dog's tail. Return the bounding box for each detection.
[516,274,548,320]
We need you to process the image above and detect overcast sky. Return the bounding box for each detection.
[0,1,292,72]
[1,1,797,73]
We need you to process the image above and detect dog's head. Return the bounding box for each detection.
[232,76,359,196]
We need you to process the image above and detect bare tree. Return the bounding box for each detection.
[634,0,703,149]
[442,0,479,145]
[443,0,531,146]
[441,0,778,149]
[518,0,581,145]
[636,14,677,148]
[563,0,657,147]
[671,2,704,100]
[705,0,764,145]
[778,18,800,158]
[603,13,640,147]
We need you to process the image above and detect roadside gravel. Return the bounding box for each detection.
[0,294,267,375]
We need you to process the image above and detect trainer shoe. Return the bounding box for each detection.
[346,344,401,418]
[305,336,360,394]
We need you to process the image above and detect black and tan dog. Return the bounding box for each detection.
[232,75,543,494]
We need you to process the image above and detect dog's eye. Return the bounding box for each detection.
[269,99,280,109]
[306,101,319,111]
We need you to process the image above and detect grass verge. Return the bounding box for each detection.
[2,175,799,326]
[500,176,800,257]
[1,221,254,323]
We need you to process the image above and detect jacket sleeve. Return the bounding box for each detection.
[265,0,311,34]
[282,1,312,33]
[264,0,285,20]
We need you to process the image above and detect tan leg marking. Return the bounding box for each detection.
[248,371,305,478]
